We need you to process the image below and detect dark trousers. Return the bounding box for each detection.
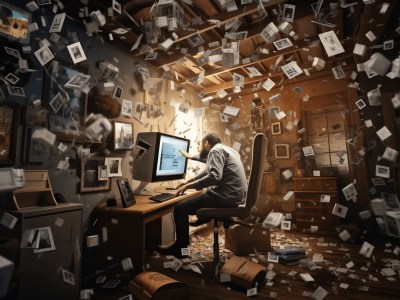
[173,192,236,247]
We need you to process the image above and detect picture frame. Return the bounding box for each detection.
[114,121,134,150]
[274,144,290,159]
[0,104,20,165]
[42,60,88,142]
[34,45,54,66]
[332,65,345,79]
[105,157,123,177]
[376,165,390,178]
[355,99,366,110]
[67,42,87,64]
[271,122,281,135]
[282,4,296,22]
[116,178,136,208]
[113,85,123,99]
[80,157,110,192]
[0,1,31,44]
[23,126,55,163]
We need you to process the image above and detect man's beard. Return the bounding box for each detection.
[199,148,209,159]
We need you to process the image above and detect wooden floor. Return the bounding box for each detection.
[85,228,400,300]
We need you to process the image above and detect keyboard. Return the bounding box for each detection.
[149,193,176,202]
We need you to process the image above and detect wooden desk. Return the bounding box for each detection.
[94,190,203,270]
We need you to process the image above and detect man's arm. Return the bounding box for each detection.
[180,150,206,163]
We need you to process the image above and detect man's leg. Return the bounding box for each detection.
[173,192,229,248]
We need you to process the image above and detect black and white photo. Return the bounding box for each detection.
[355,99,366,110]
[112,0,122,14]
[34,45,54,66]
[273,38,293,50]
[376,165,390,178]
[382,147,398,162]
[271,122,281,135]
[4,73,19,85]
[105,157,123,177]
[62,269,75,285]
[282,4,296,22]
[97,165,108,181]
[332,65,345,79]
[282,61,303,79]
[64,73,91,89]
[302,146,314,156]
[49,92,65,113]
[332,203,348,218]
[281,220,291,230]
[114,122,133,150]
[67,42,87,64]
[121,99,132,118]
[187,33,204,47]
[117,178,136,208]
[371,177,385,186]
[144,52,158,61]
[49,12,65,33]
[260,22,278,43]
[6,86,25,97]
[113,86,123,99]
[319,30,345,57]
[81,158,110,192]
[383,39,394,51]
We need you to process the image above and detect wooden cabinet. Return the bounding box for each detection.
[293,177,339,233]
[0,203,83,300]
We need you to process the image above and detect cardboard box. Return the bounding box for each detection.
[129,271,189,300]
[220,255,266,290]
[225,223,271,255]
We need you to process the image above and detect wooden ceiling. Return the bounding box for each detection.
[73,0,399,100]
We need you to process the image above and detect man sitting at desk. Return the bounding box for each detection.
[158,132,247,257]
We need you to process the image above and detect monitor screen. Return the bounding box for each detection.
[154,134,190,180]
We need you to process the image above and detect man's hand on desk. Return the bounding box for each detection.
[175,182,195,196]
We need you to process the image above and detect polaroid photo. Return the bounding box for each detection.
[246,66,262,77]
[319,30,345,57]
[332,203,348,218]
[382,147,398,162]
[355,99,366,110]
[282,4,296,22]
[49,12,66,33]
[34,45,54,66]
[187,33,205,47]
[267,254,279,263]
[4,73,19,85]
[332,65,345,79]
[6,86,25,97]
[112,0,122,14]
[376,126,392,141]
[359,241,374,258]
[37,0,52,5]
[113,86,123,99]
[383,40,394,51]
[49,92,65,113]
[67,42,87,64]
[121,99,132,118]
[302,146,314,156]
[105,158,122,177]
[64,74,91,89]
[4,46,21,59]
[371,177,385,186]
[282,61,303,79]
[281,220,291,230]
[273,38,293,51]
[376,165,390,178]
[320,194,331,203]
[342,183,357,201]
[62,269,76,285]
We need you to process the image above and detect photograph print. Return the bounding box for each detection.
[81,157,110,192]
[49,12,66,33]
[34,45,54,66]
[105,157,123,177]
[273,38,293,51]
[114,121,134,150]
[282,4,296,22]
[319,30,345,57]
[67,42,87,64]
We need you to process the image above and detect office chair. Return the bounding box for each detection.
[196,133,268,271]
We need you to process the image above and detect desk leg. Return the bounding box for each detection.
[145,218,162,251]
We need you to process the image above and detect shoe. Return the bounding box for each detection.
[157,242,187,258]
[189,217,212,227]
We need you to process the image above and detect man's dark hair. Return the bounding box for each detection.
[203,132,221,147]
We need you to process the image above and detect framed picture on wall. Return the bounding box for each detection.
[114,121,134,150]
[274,144,290,159]
[42,60,88,142]
[271,122,281,135]
[80,157,110,192]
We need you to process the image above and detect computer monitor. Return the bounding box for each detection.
[132,132,190,182]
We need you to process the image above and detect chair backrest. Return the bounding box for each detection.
[243,133,268,217]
